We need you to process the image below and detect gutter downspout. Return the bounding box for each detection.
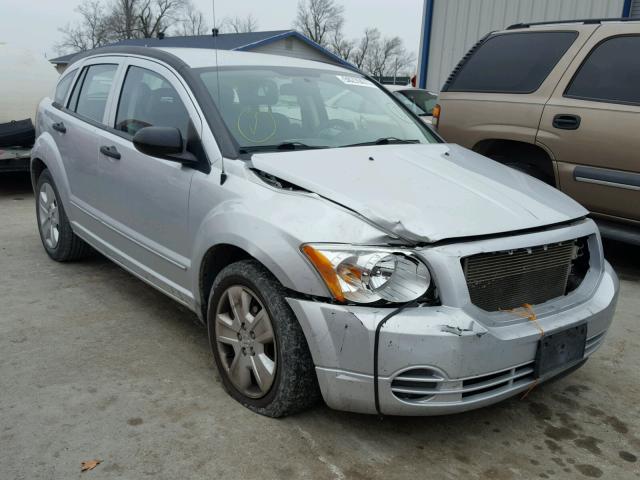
[417,0,435,90]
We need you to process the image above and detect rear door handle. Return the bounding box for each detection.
[100,145,121,160]
[52,122,66,134]
[552,114,581,130]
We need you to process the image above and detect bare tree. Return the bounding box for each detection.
[56,0,109,53]
[138,0,186,38]
[388,48,414,79]
[105,0,140,41]
[224,14,259,33]
[330,21,355,63]
[294,0,344,47]
[177,7,208,36]
[351,28,379,70]
[56,0,208,54]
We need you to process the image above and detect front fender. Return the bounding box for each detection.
[190,207,330,304]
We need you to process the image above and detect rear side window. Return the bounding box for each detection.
[565,35,640,105]
[54,69,77,106]
[446,31,578,93]
[69,64,118,123]
[115,66,190,138]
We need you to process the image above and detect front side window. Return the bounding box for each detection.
[115,66,190,138]
[198,67,436,152]
[54,69,77,106]
[70,64,117,123]
[446,31,578,93]
[565,35,640,105]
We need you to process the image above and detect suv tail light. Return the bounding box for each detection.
[432,104,440,129]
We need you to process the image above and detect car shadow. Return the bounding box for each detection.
[0,171,32,198]
[603,238,640,281]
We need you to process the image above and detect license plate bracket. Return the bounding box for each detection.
[535,324,587,378]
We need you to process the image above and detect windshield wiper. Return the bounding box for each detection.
[239,142,329,154]
[341,137,421,148]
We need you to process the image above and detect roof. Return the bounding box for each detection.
[156,47,348,70]
[49,30,352,68]
[506,17,639,30]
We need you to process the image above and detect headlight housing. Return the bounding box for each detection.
[301,244,432,304]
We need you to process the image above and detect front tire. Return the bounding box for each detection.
[35,169,90,261]
[207,259,320,417]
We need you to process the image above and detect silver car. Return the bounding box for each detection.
[31,46,618,417]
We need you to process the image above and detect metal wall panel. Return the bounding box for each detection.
[425,0,625,92]
[631,0,640,18]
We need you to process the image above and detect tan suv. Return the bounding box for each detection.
[435,19,640,244]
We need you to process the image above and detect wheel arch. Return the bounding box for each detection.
[30,157,48,190]
[198,243,253,322]
[30,133,72,205]
[472,139,557,186]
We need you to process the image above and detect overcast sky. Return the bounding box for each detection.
[0,0,424,60]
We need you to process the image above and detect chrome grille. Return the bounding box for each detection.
[463,240,579,312]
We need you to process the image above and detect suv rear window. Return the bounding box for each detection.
[565,35,640,106]
[445,31,578,94]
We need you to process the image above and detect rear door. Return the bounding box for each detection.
[94,58,202,297]
[537,26,640,224]
[49,61,120,216]
[436,26,597,149]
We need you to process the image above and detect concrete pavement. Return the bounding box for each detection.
[1,172,638,480]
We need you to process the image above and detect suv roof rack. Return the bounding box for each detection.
[507,17,635,30]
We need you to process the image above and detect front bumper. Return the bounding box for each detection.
[287,222,619,415]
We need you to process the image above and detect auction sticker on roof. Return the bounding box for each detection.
[336,75,375,87]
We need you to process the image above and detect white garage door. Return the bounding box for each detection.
[631,0,640,18]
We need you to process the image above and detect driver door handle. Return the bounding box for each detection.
[52,122,66,134]
[100,145,121,160]
[552,114,581,130]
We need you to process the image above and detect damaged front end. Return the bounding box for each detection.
[285,218,618,416]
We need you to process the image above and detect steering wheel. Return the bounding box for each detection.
[318,119,353,137]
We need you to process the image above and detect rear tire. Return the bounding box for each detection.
[207,259,320,417]
[35,169,90,261]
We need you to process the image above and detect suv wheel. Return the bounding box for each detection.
[207,259,320,417]
[36,169,90,261]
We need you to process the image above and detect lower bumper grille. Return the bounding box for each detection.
[390,363,536,404]
[463,240,580,311]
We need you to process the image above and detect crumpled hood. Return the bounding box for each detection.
[250,144,587,243]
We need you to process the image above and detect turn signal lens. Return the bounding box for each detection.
[301,245,345,302]
[432,103,441,128]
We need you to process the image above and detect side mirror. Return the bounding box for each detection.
[132,126,198,165]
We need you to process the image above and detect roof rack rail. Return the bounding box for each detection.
[507,17,633,30]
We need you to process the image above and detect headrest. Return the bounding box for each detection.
[236,78,279,106]
[278,83,298,96]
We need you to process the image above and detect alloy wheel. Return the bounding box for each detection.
[38,182,60,249]
[214,285,277,398]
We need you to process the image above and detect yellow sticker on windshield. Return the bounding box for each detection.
[237,108,277,144]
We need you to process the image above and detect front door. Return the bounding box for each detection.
[95,59,203,300]
[537,28,640,224]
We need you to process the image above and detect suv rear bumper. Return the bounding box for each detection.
[287,261,618,416]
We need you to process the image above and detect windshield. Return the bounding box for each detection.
[198,67,437,152]
[396,90,437,116]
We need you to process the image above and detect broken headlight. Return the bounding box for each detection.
[301,244,431,304]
